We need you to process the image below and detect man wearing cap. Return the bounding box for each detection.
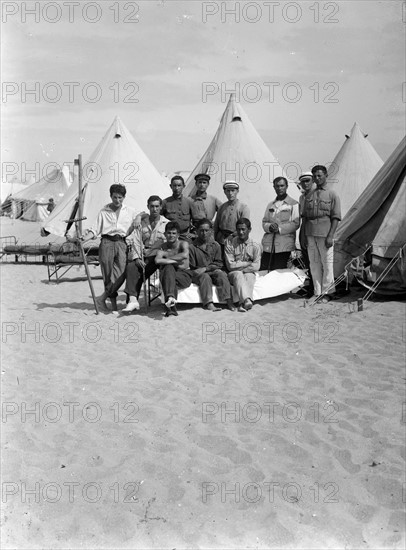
[297,172,316,296]
[302,165,341,301]
[225,217,261,312]
[214,181,250,246]
[189,173,222,227]
[261,176,300,271]
[161,175,194,241]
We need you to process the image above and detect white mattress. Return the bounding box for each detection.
[173,269,307,304]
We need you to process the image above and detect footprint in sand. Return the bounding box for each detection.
[334,449,360,473]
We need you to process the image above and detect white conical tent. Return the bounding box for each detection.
[10,165,72,221]
[334,136,406,294]
[184,95,300,243]
[327,122,383,217]
[42,116,168,237]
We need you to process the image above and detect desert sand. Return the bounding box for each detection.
[1,219,405,549]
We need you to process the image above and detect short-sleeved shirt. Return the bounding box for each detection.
[302,186,341,237]
[189,192,222,223]
[214,199,250,244]
[161,195,193,234]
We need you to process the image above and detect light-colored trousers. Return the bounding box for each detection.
[228,271,256,302]
[307,236,335,296]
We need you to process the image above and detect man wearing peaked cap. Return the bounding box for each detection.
[223,181,239,190]
[189,173,222,228]
[297,172,316,297]
[214,180,249,245]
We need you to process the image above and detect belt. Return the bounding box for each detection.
[101,234,126,241]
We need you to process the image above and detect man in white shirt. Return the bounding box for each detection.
[82,184,139,311]
[260,177,300,271]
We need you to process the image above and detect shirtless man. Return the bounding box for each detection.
[155,222,192,316]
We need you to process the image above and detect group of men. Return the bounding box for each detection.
[82,166,341,316]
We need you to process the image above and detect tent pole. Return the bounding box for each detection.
[74,154,99,315]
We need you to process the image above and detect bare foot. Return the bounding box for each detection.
[205,302,221,312]
[226,299,236,311]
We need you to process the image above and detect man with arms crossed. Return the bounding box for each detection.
[225,218,261,312]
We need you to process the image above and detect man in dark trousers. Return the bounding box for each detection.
[188,219,235,311]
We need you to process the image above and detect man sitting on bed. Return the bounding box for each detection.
[224,218,262,312]
[155,222,192,317]
[188,219,235,311]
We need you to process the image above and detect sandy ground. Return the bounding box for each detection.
[1,219,405,549]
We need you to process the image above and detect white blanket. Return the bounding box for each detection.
[174,268,307,304]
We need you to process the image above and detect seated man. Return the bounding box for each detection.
[155,222,192,317]
[161,175,194,241]
[105,195,167,312]
[189,173,222,228]
[188,218,235,311]
[225,218,261,312]
[261,176,299,271]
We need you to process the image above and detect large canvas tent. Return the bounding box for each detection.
[327,122,383,217]
[42,116,168,238]
[10,165,72,222]
[334,136,406,295]
[184,95,300,243]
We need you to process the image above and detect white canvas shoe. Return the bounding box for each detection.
[122,298,140,312]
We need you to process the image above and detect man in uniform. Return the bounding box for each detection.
[297,172,316,297]
[189,173,222,228]
[302,165,341,302]
[214,181,250,246]
[225,218,261,312]
[260,176,300,271]
[161,175,194,241]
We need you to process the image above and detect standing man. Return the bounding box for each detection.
[302,165,341,301]
[82,184,139,311]
[214,181,250,246]
[161,175,194,241]
[260,176,300,271]
[225,218,261,312]
[189,219,235,311]
[155,222,192,317]
[297,172,316,297]
[189,173,222,228]
[103,195,167,312]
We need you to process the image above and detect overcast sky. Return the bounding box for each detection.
[2,0,405,182]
